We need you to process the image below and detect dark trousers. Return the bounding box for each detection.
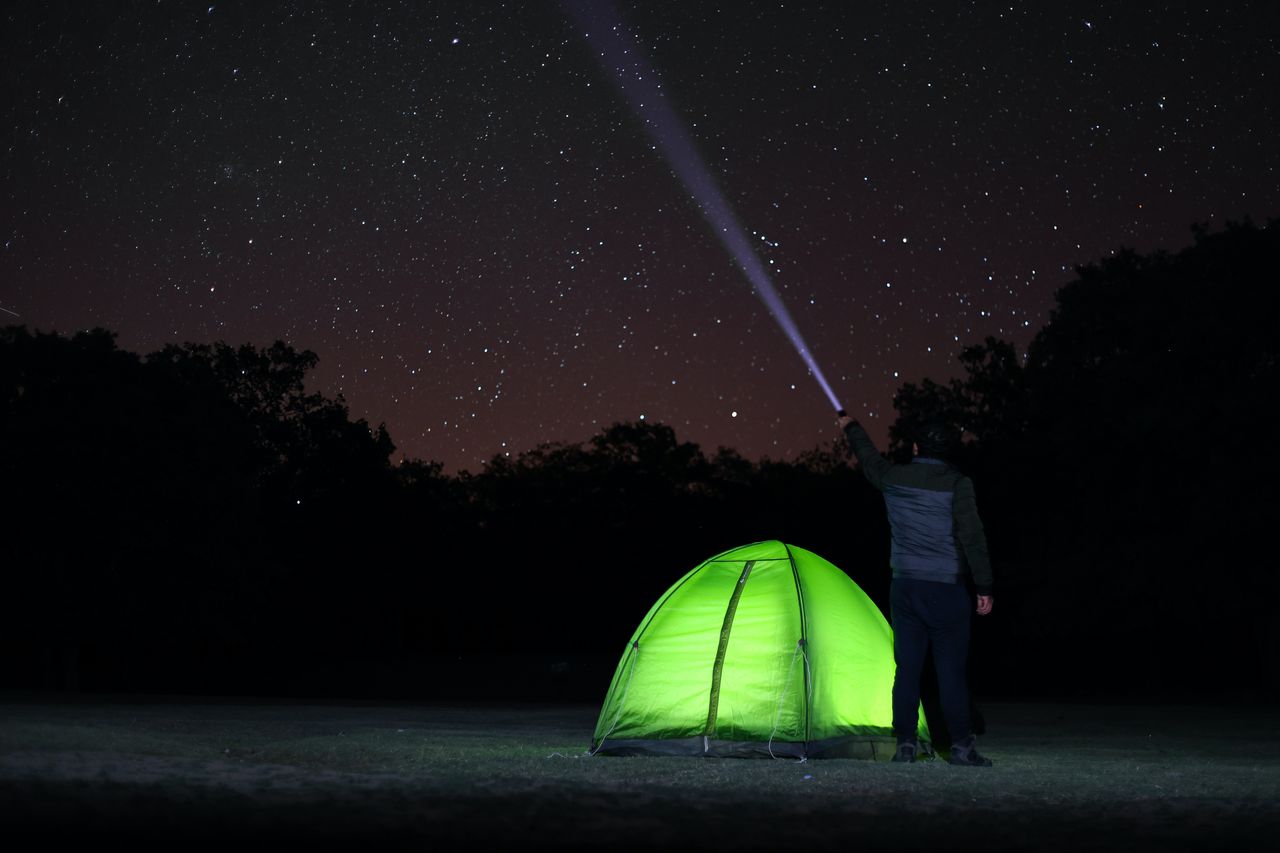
[891,577,972,745]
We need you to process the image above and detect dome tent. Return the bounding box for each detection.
[591,540,930,759]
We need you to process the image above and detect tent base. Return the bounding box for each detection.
[594,733,932,761]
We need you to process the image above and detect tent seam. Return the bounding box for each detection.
[703,559,755,741]
[782,542,813,751]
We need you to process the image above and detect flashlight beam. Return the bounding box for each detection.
[566,0,843,413]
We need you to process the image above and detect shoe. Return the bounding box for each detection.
[891,741,917,763]
[947,737,992,767]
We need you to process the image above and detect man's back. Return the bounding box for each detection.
[843,421,992,596]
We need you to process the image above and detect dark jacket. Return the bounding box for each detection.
[844,421,993,594]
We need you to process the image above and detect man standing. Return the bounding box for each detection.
[839,414,994,766]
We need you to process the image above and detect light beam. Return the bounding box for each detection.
[566,0,844,412]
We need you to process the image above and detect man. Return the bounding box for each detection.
[838,414,994,766]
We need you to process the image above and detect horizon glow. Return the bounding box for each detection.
[565,0,844,413]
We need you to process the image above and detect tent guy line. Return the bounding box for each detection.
[565,0,844,413]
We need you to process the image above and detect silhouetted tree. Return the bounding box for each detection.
[889,219,1280,697]
[0,327,398,693]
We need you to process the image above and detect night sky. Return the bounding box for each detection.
[5,2,1277,470]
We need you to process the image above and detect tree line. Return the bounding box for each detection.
[2,219,1275,701]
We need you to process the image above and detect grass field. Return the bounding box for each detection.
[1,697,1277,851]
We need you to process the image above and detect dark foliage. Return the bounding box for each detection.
[0,328,878,700]
[0,329,398,696]
[889,219,1280,698]
[2,221,1275,702]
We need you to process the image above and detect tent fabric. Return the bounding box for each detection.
[591,540,930,759]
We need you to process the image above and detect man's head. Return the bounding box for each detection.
[912,420,960,460]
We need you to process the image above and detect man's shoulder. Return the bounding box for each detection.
[884,460,945,487]
[951,471,977,497]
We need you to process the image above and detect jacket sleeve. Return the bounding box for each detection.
[953,475,993,594]
[842,420,893,491]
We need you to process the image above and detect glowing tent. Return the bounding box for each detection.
[591,540,929,759]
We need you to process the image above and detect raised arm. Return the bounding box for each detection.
[839,416,893,491]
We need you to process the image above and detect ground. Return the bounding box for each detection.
[0,697,1276,851]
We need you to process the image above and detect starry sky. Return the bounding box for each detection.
[4,2,1278,470]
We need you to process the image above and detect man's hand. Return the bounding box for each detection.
[976,595,993,616]
[837,414,854,431]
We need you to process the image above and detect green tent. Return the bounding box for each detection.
[591,540,929,759]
